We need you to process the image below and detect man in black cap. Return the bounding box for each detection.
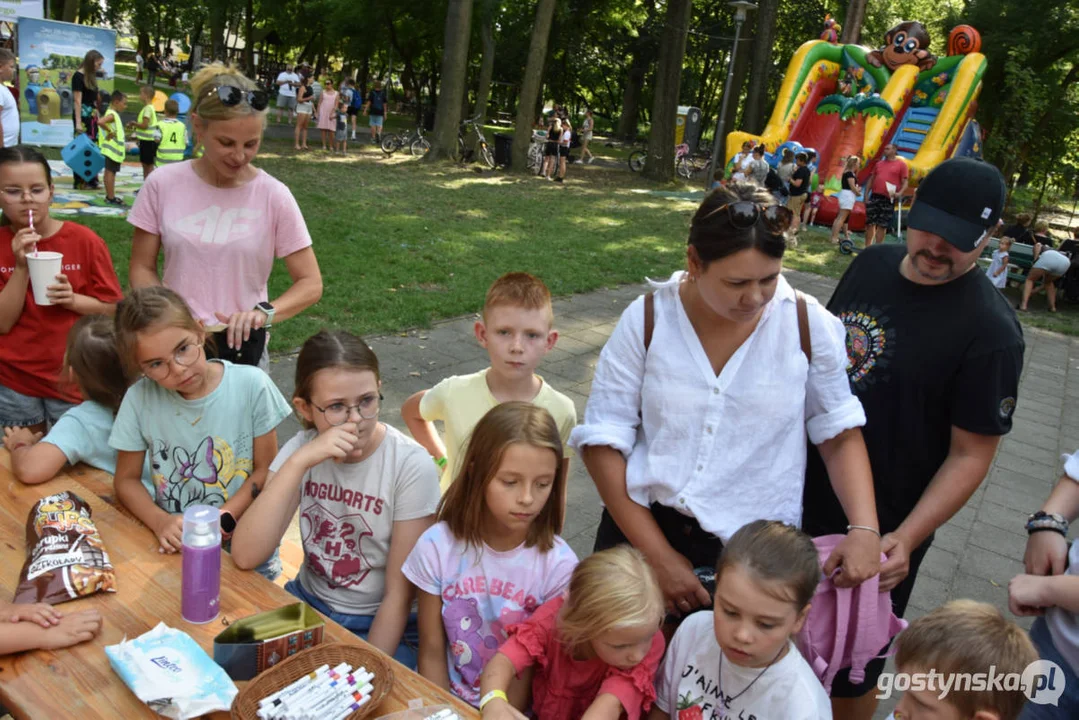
[801,157,1024,720]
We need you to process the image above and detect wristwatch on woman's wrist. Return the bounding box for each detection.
[254,301,275,329]
[1025,511,1068,537]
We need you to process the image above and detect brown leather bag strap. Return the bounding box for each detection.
[796,290,812,364]
[643,291,655,352]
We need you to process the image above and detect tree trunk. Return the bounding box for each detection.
[137,31,151,57]
[474,8,496,121]
[840,0,868,45]
[209,1,228,62]
[743,0,778,134]
[510,0,558,172]
[425,0,474,162]
[616,54,648,142]
[643,0,692,182]
[244,0,255,74]
[61,0,77,23]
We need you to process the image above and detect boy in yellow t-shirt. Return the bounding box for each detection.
[127,85,158,180]
[402,272,577,493]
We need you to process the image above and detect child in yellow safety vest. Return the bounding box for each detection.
[97,90,127,207]
[128,85,158,181]
[155,99,187,167]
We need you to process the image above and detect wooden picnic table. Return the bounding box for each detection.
[0,454,477,720]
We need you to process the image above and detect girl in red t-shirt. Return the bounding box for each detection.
[478,545,666,720]
[0,145,122,431]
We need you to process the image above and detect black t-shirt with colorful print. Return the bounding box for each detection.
[802,244,1024,536]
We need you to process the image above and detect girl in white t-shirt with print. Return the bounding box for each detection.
[403,402,578,708]
[232,329,440,668]
[650,520,832,720]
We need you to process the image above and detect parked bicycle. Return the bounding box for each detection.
[380,126,430,156]
[527,130,547,174]
[628,143,710,179]
[455,116,495,168]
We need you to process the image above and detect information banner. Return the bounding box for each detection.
[17,17,116,146]
[0,1,44,23]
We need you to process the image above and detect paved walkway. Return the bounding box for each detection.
[265,270,1076,717]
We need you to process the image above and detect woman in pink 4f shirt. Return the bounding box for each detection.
[127,63,322,366]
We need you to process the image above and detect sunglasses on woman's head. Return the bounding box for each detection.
[206,84,269,111]
[700,201,793,234]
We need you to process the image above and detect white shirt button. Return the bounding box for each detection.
[697,464,703,471]
[713,387,720,395]
[706,426,713,434]
[679,497,686,505]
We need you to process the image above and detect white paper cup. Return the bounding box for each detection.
[26,251,63,306]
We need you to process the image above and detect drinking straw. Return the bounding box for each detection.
[29,209,37,257]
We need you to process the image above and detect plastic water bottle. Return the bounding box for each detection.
[181,505,221,624]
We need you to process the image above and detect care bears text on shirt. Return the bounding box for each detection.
[304,479,384,515]
[441,575,539,611]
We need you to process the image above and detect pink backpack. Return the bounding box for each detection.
[794,534,908,693]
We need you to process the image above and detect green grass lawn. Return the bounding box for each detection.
[61,138,1079,351]
[76,138,704,352]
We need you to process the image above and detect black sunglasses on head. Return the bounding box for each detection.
[700,201,794,234]
[207,84,269,111]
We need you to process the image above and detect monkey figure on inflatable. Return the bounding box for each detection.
[866,21,937,72]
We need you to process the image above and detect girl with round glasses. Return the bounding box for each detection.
[127,62,323,372]
[109,286,292,582]
[570,182,881,621]
[232,329,440,669]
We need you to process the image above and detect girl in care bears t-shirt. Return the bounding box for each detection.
[404,402,578,706]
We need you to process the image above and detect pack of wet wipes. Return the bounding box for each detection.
[105,622,238,719]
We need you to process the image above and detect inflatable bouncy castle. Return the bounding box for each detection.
[727,22,986,231]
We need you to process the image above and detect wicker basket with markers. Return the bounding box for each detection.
[232,642,394,720]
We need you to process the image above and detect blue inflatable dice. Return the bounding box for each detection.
[61,133,104,183]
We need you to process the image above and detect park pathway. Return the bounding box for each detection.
[266,270,1077,718]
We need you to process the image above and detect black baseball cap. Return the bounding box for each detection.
[906,157,1006,252]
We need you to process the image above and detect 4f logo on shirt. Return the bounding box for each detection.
[172,207,260,244]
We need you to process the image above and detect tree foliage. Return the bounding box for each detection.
[95,0,1079,195]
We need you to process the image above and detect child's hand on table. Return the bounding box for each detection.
[3,426,43,452]
[0,602,61,627]
[153,514,184,554]
[39,609,102,650]
[481,697,528,720]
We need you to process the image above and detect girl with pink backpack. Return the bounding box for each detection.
[650,520,832,720]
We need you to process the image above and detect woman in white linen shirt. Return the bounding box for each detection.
[569,183,881,616]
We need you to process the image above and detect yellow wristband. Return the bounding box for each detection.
[479,689,508,710]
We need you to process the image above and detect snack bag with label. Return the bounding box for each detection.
[14,491,116,605]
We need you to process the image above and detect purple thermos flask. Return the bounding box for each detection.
[181,505,221,623]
